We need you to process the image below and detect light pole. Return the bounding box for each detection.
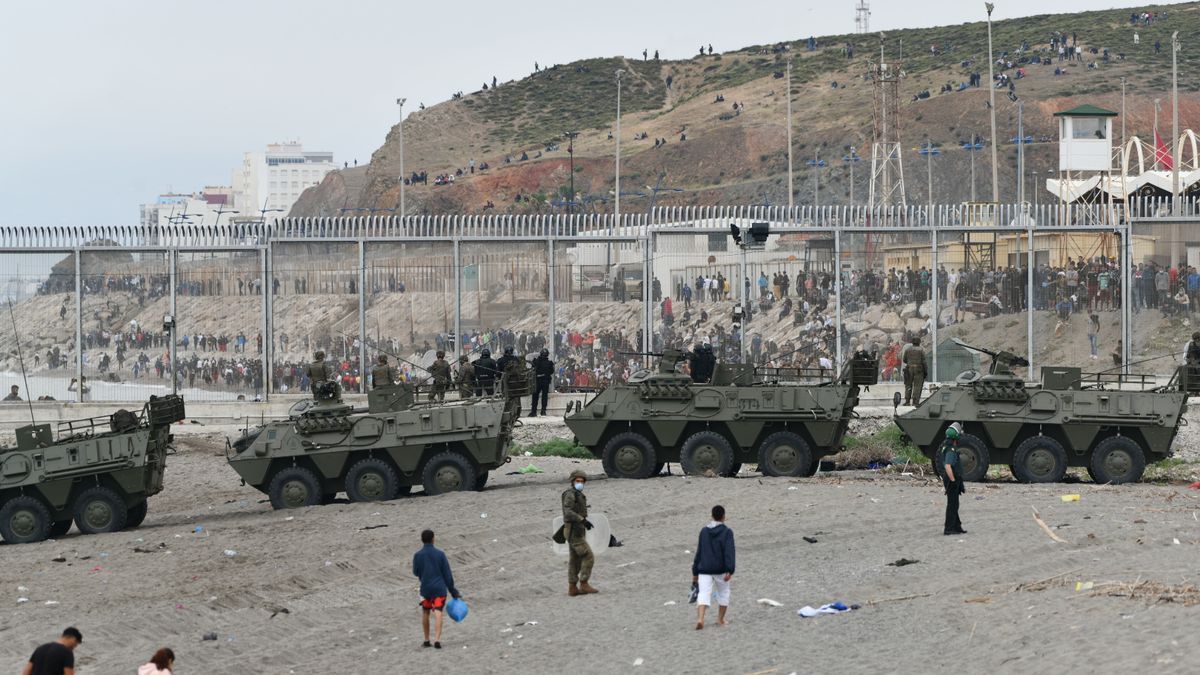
[1016,99,1025,209]
[786,60,794,213]
[396,97,406,219]
[986,2,1000,202]
[610,69,624,270]
[564,131,578,213]
[1171,31,1180,213]
[1032,170,1039,207]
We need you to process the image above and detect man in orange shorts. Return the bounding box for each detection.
[412,529,462,649]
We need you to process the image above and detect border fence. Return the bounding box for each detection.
[1,199,1194,402]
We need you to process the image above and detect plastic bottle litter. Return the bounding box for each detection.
[634,658,645,666]
[194,525,205,533]
[757,598,783,607]
[17,597,29,604]
[223,549,238,557]
[1061,494,1081,503]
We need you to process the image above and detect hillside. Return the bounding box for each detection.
[292,2,1200,217]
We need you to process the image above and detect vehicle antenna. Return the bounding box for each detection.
[7,299,36,425]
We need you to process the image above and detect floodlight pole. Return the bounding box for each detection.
[740,242,748,365]
[986,3,1000,202]
[397,97,406,220]
[787,61,794,213]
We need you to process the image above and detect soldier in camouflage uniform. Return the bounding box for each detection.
[501,355,530,420]
[371,354,397,389]
[429,351,451,402]
[562,469,599,596]
[455,355,475,399]
[306,351,332,398]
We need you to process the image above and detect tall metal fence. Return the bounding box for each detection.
[0,199,1193,402]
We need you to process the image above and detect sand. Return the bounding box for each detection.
[2,424,1199,674]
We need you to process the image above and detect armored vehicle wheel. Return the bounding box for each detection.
[422,451,477,496]
[1089,436,1146,484]
[0,495,52,544]
[73,486,129,534]
[473,472,488,491]
[680,431,735,476]
[268,467,323,509]
[125,500,148,528]
[345,458,401,502]
[1011,435,1068,483]
[957,433,991,482]
[757,431,813,477]
[49,520,72,538]
[724,462,743,477]
[600,432,658,479]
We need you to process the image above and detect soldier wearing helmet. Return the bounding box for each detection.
[474,348,498,396]
[561,469,598,596]
[530,348,554,417]
[941,422,967,536]
[455,355,475,399]
[306,350,332,398]
[429,351,451,401]
[495,346,516,375]
[371,354,397,389]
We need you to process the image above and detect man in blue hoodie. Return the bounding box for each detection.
[412,529,461,649]
[692,505,735,630]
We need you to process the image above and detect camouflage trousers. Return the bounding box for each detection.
[430,382,447,402]
[566,528,594,583]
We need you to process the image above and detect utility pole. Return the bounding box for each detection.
[396,98,406,219]
[612,69,624,269]
[986,2,1000,203]
[564,131,578,213]
[1017,100,1025,210]
[1171,31,1180,213]
[787,61,794,213]
[926,138,934,213]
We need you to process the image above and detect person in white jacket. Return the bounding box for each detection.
[137,648,174,675]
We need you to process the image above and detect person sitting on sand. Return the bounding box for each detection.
[692,505,735,630]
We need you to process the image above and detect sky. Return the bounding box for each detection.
[0,0,1170,225]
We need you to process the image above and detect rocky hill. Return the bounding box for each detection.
[292,2,1200,217]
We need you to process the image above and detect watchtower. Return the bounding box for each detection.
[1052,104,1119,226]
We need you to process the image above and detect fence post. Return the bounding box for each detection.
[263,242,273,400]
[74,248,83,403]
[169,249,177,398]
[547,238,555,360]
[835,223,843,372]
[931,227,938,382]
[453,237,462,361]
[1026,222,1035,377]
[358,240,367,392]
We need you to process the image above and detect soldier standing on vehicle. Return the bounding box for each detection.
[903,337,926,406]
[562,469,598,596]
[496,346,516,375]
[501,355,529,419]
[474,348,498,396]
[371,354,397,389]
[429,351,451,401]
[306,350,331,398]
[941,422,967,535]
[455,355,475,398]
[530,348,554,416]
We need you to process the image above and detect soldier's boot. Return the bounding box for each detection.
[568,582,580,597]
[579,581,599,594]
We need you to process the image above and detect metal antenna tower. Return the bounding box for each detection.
[868,38,906,209]
[855,0,870,34]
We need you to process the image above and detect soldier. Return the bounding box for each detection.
[474,348,498,396]
[455,355,475,398]
[903,337,926,406]
[530,348,554,416]
[495,346,516,375]
[562,469,599,596]
[501,355,529,419]
[371,354,397,389]
[689,344,716,383]
[429,351,451,401]
[941,422,967,535]
[306,350,332,398]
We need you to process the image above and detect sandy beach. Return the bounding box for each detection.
[2,424,1199,674]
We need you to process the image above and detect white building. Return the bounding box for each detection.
[231,142,335,217]
[139,187,236,229]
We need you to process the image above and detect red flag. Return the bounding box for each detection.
[1155,130,1174,170]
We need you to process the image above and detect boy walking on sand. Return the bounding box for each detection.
[412,529,461,649]
[692,505,735,630]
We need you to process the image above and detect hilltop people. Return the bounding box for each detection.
[22,627,82,675]
[562,469,599,596]
[412,529,461,649]
[137,648,176,675]
[941,422,967,535]
[692,504,736,630]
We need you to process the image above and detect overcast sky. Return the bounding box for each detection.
[0,0,1166,225]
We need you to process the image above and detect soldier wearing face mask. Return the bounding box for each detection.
[562,469,598,596]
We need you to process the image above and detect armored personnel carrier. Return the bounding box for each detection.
[0,395,185,544]
[893,339,1193,484]
[226,381,517,509]
[564,349,878,478]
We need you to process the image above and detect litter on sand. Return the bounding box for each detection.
[803,536,819,544]
[797,602,857,618]
[888,558,920,567]
[1061,494,1081,503]
[663,601,676,606]
[1075,581,1095,591]
[633,658,644,666]
[223,550,238,557]
[517,464,544,474]
[757,598,783,607]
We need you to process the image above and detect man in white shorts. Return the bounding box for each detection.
[692,505,736,629]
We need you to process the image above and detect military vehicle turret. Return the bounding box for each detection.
[893,339,1193,484]
[0,395,185,544]
[226,380,517,509]
[564,349,878,478]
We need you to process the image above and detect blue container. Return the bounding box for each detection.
[447,597,469,623]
